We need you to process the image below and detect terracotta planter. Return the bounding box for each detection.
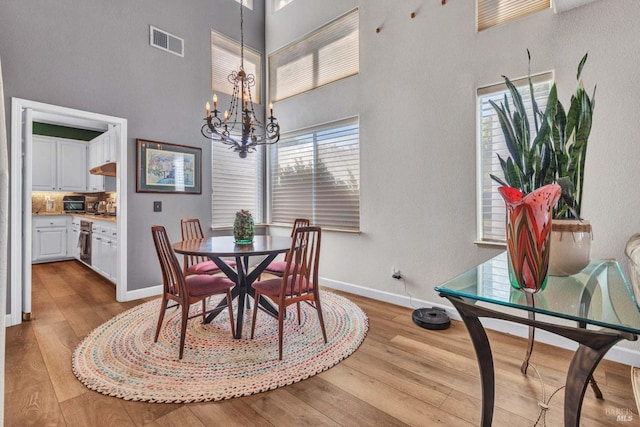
[549,219,592,276]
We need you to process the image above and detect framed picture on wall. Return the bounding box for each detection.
[136,139,202,194]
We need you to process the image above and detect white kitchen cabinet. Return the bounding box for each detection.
[32,135,87,192]
[91,220,117,282]
[68,216,81,260]
[88,141,105,192]
[33,216,71,263]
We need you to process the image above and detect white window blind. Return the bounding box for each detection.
[211,30,261,104]
[269,9,359,102]
[270,117,360,232]
[477,0,550,31]
[477,73,552,243]
[211,143,263,228]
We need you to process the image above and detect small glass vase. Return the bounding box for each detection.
[233,210,254,245]
[499,184,561,293]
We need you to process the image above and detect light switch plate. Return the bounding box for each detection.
[153,201,162,212]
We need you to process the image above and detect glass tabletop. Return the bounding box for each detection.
[435,252,640,335]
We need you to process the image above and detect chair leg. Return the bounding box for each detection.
[314,296,328,344]
[226,290,236,338]
[278,306,285,360]
[154,297,169,342]
[202,298,207,322]
[296,302,301,325]
[178,303,189,359]
[250,292,260,339]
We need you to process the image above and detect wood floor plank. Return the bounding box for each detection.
[5,261,638,426]
[4,322,50,394]
[59,391,136,426]
[188,398,274,427]
[4,375,65,427]
[285,375,408,426]
[53,293,112,338]
[247,387,340,426]
[319,363,473,426]
[119,398,178,425]
[148,406,206,427]
[32,321,88,402]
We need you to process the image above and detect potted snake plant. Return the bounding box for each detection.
[547,53,596,275]
[490,51,596,281]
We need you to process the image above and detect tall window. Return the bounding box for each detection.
[211,30,262,103]
[270,117,360,232]
[477,0,550,31]
[269,9,359,101]
[211,143,263,228]
[477,73,552,243]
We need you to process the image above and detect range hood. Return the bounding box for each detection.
[89,162,117,177]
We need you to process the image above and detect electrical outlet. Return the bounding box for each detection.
[392,267,402,280]
[153,201,162,212]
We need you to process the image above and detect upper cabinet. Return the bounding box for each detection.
[88,127,118,191]
[32,135,87,192]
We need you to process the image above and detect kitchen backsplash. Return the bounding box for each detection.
[32,191,116,214]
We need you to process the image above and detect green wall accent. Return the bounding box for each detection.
[33,122,103,141]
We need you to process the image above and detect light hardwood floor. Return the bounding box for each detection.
[5,260,640,426]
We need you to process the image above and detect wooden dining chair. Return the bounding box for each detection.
[250,226,327,360]
[180,218,235,276]
[151,226,236,359]
[262,218,310,277]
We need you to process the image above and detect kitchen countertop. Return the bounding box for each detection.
[33,212,117,223]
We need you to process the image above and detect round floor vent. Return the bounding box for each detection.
[412,307,451,330]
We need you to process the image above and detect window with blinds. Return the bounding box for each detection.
[477,0,550,31]
[477,73,552,243]
[270,117,360,232]
[211,143,263,228]
[211,30,261,104]
[269,9,359,102]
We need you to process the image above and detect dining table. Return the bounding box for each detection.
[435,252,640,426]
[172,235,293,339]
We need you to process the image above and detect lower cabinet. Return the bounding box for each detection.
[69,217,81,260]
[33,216,70,263]
[92,221,117,282]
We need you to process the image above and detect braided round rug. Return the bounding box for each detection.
[72,291,368,403]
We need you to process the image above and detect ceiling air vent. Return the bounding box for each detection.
[150,25,184,57]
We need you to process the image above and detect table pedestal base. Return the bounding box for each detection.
[441,295,636,427]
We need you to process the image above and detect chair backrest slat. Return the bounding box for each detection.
[152,225,187,299]
[285,218,310,262]
[282,226,321,298]
[180,218,209,271]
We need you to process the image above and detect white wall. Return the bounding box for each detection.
[266,0,640,354]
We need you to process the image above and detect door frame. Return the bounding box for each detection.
[9,98,128,326]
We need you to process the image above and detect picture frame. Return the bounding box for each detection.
[136,139,202,194]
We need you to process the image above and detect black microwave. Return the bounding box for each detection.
[62,195,86,213]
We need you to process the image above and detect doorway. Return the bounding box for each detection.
[9,98,128,326]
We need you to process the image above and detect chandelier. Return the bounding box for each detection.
[201,0,280,158]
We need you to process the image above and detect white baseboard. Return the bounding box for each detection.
[320,277,640,367]
[121,284,162,302]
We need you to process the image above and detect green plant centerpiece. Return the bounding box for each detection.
[490,51,596,278]
[233,209,255,245]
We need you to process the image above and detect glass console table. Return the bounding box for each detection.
[435,252,640,426]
